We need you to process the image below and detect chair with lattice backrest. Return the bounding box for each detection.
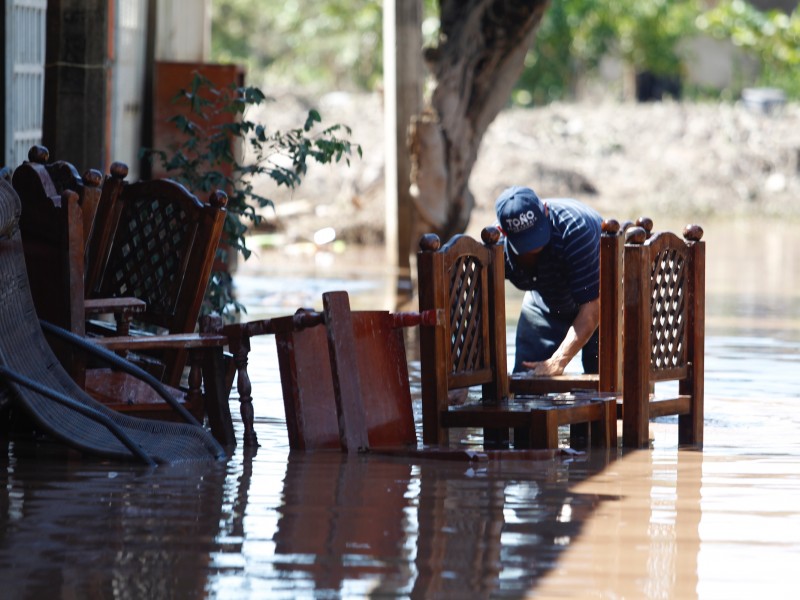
[0,176,227,464]
[508,217,635,398]
[621,223,705,448]
[86,177,228,387]
[11,154,235,446]
[417,226,508,446]
[417,227,617,450]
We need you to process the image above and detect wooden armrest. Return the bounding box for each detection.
[91,333,228,351]
[84,297,147,316]
[85,297,147,336]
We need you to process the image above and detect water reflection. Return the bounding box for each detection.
[273,454,413,596]
[212,446,618,598]
[536,450,702,599]
[0,444,228,598]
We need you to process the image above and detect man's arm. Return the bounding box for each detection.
[522,297,600,376]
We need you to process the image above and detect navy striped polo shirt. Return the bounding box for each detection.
[503,198,601,316]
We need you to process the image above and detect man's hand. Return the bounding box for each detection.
[521,298,600,377]
[522,358,567,376]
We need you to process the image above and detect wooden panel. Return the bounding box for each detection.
[324,292,369,453]
[275,324,340,451]
[273,306,417,451]
[350,312,416,448]
[150,61,244,179]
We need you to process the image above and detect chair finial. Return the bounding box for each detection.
[419,233,440,252]
[28,145,49,164]
[602,218,620,235]
[625,226,648,245]
[636,217,654,234]
[82,169,103,188]
[481,226,501,245]
[683,224,704,242]
[209,190,228,209]
[109,161,129,180]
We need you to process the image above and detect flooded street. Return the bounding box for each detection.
[2,216,800,598]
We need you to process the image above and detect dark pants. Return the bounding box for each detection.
[513,291,599,374]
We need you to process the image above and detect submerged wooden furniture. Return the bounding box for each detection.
[509,218,629,396]
[0,177,226,464]
[417,227,617,450]
[85,176,228,386]
[621,224,705,448]
[13,153,235,446]
[222,293,428,451]
[12,149,103,338]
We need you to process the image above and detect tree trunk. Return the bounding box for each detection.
[409,0,549,242]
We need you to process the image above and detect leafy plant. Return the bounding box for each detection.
[212,0,440,91]
[698,0,800,97]
[517,0,701,104]
[143,72,361,317]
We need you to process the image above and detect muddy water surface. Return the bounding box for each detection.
[1,217,799,598]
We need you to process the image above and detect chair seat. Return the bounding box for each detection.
[509,373,600,394]
[442,392,618,450]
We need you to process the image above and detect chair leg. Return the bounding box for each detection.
[230,334,258,447]
[678,410,703,448]
[623,389,651,449]
[591,398,617,449]
[200,347,236,448]
[530,409,559,449]
[484,427,510,449]
[570,422,590,449]
[187,350,203,410]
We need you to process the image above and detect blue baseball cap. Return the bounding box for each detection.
[495,186,550,255]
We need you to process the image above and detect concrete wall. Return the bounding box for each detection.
[154,0,211,62]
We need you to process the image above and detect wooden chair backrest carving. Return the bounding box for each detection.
[622,224,705,448]
[417,226,508,445]
[86,178,227,385]
[14,145,103,251]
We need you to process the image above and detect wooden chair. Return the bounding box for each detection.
[11,147,149,341]
[0,176,226,464]
[417,227,617,451]
[621,224,705,448]
[508,218,627,396]
[220,293,429,451]
[85,176,228,387]
[12,155,235,446]
[11,148,104,339]
[14,145,104,251]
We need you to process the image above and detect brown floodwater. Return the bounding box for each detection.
[1,216,799,598]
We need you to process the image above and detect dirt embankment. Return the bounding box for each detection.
[253,91,800,246]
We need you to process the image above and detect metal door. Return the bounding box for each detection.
[4,0,47,168]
